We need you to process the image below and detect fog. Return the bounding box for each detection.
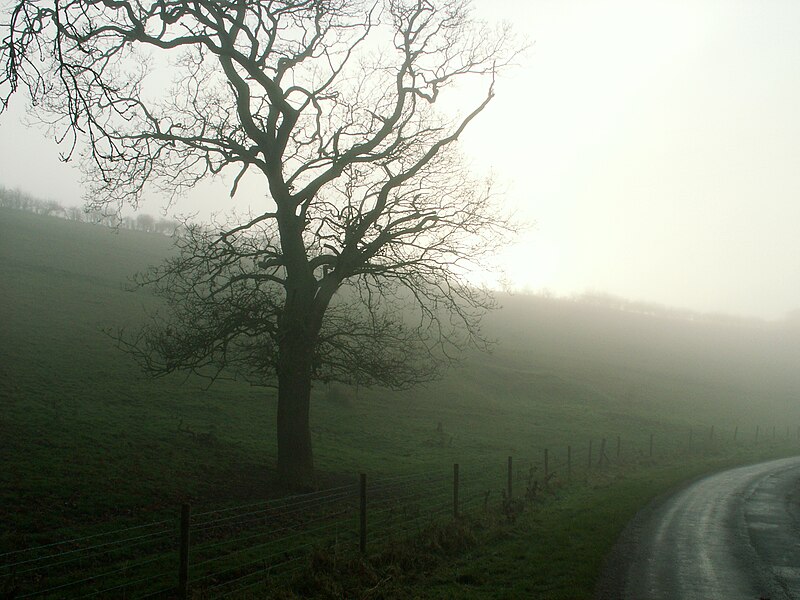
[3,3,800,592]
[486,292,800,424]
[2,0,800,321]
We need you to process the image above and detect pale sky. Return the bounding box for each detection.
[1,0,799,319]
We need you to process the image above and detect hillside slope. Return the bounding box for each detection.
[2,207,798,538]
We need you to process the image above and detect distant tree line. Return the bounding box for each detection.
[0,185,182,234]
[570,292,770,327]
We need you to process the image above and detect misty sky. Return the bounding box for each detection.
[1,0,799,319]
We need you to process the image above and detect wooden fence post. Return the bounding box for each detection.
[733,425,738,442]
[649,433,653,458]
[567,445,572,481]
[453,464,459,519]
[599,438,606,468]
[507,456,513,500]
[178,504,190,600]
[544,448,549,485]
[359,473,367,554]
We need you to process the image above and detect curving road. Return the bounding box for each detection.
[596,456,800,599]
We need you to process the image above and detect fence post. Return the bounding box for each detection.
[616,435,621,460]
[544,448,549,485]
[567,445,572,481]
[755,425,759,444]
[587,440,593,472]
[359,473,367,554]
[649,433,654,458]
[453,463,459,519]
[598,438,606,468]
[734,425,738,442]
[178,504,190,600]
[507,456,513,500]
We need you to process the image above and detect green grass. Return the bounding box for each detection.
[2,206,799,597]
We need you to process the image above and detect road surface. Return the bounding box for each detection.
[596,456,800,599]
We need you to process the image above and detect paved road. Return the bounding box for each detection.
[596,456,800,599]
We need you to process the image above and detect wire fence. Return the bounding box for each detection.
[0,518,178,599]
[2,423,798,598]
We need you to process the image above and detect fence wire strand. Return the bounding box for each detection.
[197,541,317,590]
[1,528,174,572]
[75,569,174,599]
[15,553,169,599]
[191,482,359,520]
[10,532,176,580]
[192,489,356,530]
[0,519,173,561]
[191,510,348,569]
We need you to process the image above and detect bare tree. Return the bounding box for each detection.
[154,217,179,235]
[38,199,64,216]
[0,186,33,210]
[86,207,116,226]
[135,213,156,232]
[1,0,519,488]
[65,205,85,221]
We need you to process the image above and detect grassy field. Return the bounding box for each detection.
[2,206,799,597]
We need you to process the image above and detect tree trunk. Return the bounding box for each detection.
[276,300,317,491]
[276,336,315,490]
[274,211,330,490]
